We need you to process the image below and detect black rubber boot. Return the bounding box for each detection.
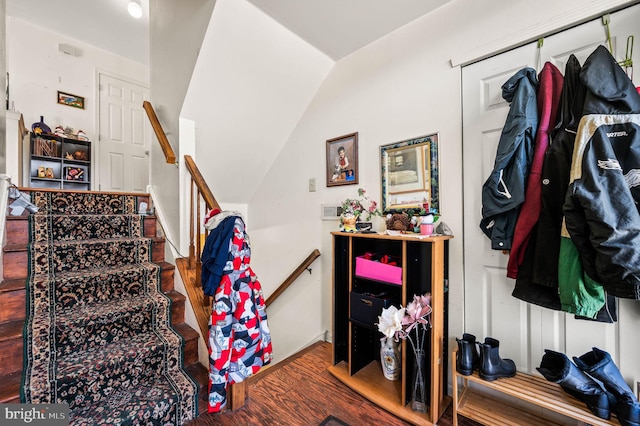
[574,347,640,426]
[477,337,516,381]
[456,333,480,376]
[537,349,611,419]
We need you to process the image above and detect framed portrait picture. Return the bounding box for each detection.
[326,132,358,187]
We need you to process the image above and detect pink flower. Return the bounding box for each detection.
[341,188,382,221]
[378,293,432,342]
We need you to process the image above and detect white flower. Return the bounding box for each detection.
[377,305,405,339]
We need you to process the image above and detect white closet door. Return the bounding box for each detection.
[98,73,150,193]
[462,4,640,376]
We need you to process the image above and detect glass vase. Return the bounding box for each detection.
[411,348,428,412]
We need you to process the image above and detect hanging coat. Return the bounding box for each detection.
[563,45,640,301]
[509,62,564,311]
[532,54,586,288]
[508,62,563,279]
[480,68,539,250]
[202,212,273,413]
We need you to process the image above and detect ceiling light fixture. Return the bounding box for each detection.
[128,0,143,19]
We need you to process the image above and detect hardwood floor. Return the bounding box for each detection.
[189,341,481,426]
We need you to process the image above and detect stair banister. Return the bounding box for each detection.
[142,101,177,164]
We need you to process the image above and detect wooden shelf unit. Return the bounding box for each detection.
[451,349,618,426]
[29,132,91,190]
[329,231,452,425]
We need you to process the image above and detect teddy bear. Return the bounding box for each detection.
[385,213,411,231]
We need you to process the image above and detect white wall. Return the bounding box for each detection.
[148,0,215,239]
[181,0,334,205]
[6,18,148,151]
[244,0,637,364]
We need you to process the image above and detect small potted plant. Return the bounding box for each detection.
[340,188,382,232]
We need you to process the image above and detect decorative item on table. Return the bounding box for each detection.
[377,293,432,412]
[435,220,453,236]
[340,188,382,232]
[410,214,422,233]
[385,212,411,231]
[420,214,435,236]
[64,126,76,138]
[64,166,84,181]
[76,130,89,141]
[31,116,51,135]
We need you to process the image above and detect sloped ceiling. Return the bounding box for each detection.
[6,0,451,66]
[247,0,451,60]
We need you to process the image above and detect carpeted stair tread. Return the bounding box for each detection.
[23,191,198,425]
[69,379,185,426]
[31,192,139,215]
[55,332,182,401]
[53,263,159,308]
[55,294,168,355]
[30,237,152,274]
[57,330,180,376]
[31,214,144,242]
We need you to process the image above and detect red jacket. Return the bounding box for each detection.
[507,63,563,278]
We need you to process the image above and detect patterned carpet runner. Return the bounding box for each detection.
[21,191,198,425]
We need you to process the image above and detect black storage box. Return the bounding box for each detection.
[349,291,393,327]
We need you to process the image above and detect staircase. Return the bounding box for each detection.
[0,189,208,423]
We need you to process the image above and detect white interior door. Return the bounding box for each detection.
[462,4,640,376]
[98,73,150,193]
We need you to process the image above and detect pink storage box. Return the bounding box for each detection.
[355,255,402,285]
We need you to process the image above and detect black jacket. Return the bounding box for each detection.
[563,45,640,300]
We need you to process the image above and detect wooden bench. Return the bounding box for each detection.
[451,350,618,426]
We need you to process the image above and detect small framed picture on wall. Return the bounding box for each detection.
[326,132,358,187]
[57,91,85,109]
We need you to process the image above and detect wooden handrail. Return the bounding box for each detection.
[142,101,177,164]
[266,249,321,307]
[184,155,219,211]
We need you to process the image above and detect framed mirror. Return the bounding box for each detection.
[380,133,439,214]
